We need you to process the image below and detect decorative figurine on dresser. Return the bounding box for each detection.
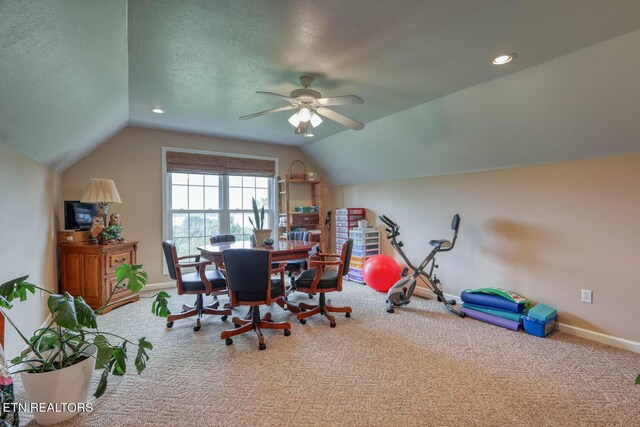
[58,178,138,314]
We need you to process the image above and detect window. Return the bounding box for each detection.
[165,150,277,257]
[169,173,221,257]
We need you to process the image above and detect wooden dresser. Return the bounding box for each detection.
[58,241,139,314]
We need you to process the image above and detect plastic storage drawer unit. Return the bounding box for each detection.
[523,315,556,337]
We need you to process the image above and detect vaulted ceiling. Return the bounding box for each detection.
[2,0,640,172]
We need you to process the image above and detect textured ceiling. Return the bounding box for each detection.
[0,0,129,170]
[1,0,640,170]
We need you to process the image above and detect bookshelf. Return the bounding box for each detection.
[278,174,325,251]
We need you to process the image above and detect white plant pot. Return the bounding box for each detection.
[20,345,97,425]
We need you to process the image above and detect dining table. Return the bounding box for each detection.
[197,239,317,266]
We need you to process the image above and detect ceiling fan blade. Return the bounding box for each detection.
[316,107,364,130]
[239,105,295,120]
[316,95,364,106]
[256,91,295,103]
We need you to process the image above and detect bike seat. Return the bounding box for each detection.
[429,239,452,250]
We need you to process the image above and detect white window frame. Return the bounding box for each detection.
[162,147,278,275]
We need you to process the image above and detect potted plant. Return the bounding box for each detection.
[100,225,122,244]
[248,197,272,247]
[1,264,169,425]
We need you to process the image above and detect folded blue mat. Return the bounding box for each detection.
[461,303,523,322]
[461,290,526,313]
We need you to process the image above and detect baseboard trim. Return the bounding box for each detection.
[557,323,640,353]
[413,287,639,354]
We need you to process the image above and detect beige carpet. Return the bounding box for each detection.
[15,282,640,426]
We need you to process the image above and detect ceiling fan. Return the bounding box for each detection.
[239,75,364,137]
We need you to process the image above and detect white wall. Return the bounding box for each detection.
[303,29,640,185]
[0,143,60,358]
[336,153,640,344]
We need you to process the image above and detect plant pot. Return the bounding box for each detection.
[253,229,272,247]
[20,345,97,425]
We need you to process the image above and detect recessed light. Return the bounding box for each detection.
[492,53,517,65]
[150,107,165,114]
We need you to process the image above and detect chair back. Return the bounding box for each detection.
[287,231,310,241]
[162,240,179,280]
[341,238,354,277]
[211,234,236,244]
[223,249,272,304]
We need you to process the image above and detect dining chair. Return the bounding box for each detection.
[210,234,236,244]
[294,239,353,327]
[219,249,291,350]
[162,241,231,331]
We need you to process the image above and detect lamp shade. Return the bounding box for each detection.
[80,178,122,203]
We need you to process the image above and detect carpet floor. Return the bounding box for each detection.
[14,282,640,426]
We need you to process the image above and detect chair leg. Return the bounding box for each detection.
[167,294,230,330]
[326,299,352,315]
[275,298,300,313]
[221,307,291,349]
[295,293,351,327]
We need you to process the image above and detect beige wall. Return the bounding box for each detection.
[61,126,332,284]
[336,153,640,343]
[0,143,60,358]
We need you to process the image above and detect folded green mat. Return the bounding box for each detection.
[465,287,530,307]
[461,303,523,322]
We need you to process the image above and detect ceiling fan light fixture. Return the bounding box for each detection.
[288,112,301,127]
[298,107,311,123]
[150,107,165,114]
[310,113,323,128]
[492,53,517,65]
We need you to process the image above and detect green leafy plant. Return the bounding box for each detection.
[636,374,640,385]
[101,225,122,241]
[248,197,265,230]
[1,264,171,398]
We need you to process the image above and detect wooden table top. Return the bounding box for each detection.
[198,239,316,255]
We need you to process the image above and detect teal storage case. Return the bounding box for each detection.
[523,315,556,337]
[527,303,557,322]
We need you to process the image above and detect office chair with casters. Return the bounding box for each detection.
[295,239,353,327]
[162,241,231,331]
[220,249,291,350]
[210,234,236,244]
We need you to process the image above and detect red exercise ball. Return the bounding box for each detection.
[363,254,402,292]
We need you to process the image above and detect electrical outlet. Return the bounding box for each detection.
[581,289,593,304]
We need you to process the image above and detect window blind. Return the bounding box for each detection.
[166,151,275,177]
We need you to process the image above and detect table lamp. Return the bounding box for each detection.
[81,178,122,242]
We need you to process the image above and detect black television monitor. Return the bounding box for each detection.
[64,201,98,231]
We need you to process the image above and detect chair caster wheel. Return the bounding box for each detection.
[330,322,336,328]
[166,321,174,328]
[308,294,314,299]
[345,312,351,318]
[194,325,201,332]
[221,315,228,321]
[225,338,233,345]
[437,296,442,302]
[284,329,291,336]
[299,319,306,325]
[386,307,394,314]
[259,343,267,351]
[450,299,457,306]
[459,312,466,318]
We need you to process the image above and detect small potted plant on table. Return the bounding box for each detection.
[248,197,272,247]
[1,264,160,425]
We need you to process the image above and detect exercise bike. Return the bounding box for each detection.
[379,214,465,317]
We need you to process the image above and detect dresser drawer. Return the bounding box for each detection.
[106,275,133,298]
[106,250,132,274]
